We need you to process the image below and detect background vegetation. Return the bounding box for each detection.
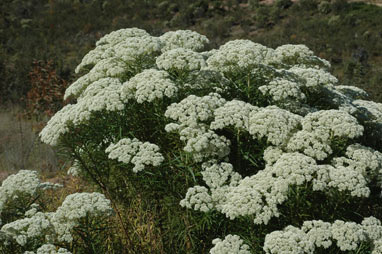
[1,0,382,105]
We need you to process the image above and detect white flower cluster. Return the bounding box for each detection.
[159,30,209,52]
[264,217,382,254]
[1,212,53,246]
[96,28,149,47]
[287,110,364,160]
[0,170,40,200]
[180,162,241,212]
[77,77,124,112]
[25,243,72,254]
[274,44,314,60]
[51,192,112,243]
[68,28,164,101]
[219,153,317,224]
[182,153,315,224]
[317,143,382,197]
[201,162,242,189]
[75,28,148,74]
[67,160,81,177]
[156,48,206,72]
[0,170,61,221]
[327,164,370,197]
[210,100,259,130]
[66,57,127,99]
[248,106,302,146]
[206,40,273,74]
[322,143,382,197]
[259,77,306,102]
[288,66,338,90]
[109,35,162,63]
[334,85,368,100]
[353,99,382,121]
[74,44,110,74]
[165,93,230,162]
[121,69,177,103]
[179,186,213,213]
[165,93,226,126]
[183,143,380,224]
[287,130,332,160]
[210,234,251,254]
[264,225,316,254]
[0,174,111,253]
[41,78,124,146]
[105,138,164,173]
[302,109,363,139]
[39,104,76,146]
[263,146,283,165]
[75,28,152,74]
[271,44,331,69]
[344,143,382,177]
[182,129,231,162]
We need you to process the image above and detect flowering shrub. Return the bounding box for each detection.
[39,28,382,253]
[0,170,62,225]
[0,170,113,253]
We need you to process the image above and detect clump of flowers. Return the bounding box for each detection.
[263,217,382,254]
[105,138,164,173]
[206,40,273,74]
[0,171,113,253]
[210,234,251,254]
[121,69,177,103]
[0,170,61,226]
[24,244,72,254]
[159,29,209,52]
[39,28,382,253]
[156,48,206,73]
[51,192,113,243]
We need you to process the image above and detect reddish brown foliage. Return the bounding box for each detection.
[24,60,68,119]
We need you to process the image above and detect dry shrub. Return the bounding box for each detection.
[24,60,68,119]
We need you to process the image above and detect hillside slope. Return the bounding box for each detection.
[1,0,382,105]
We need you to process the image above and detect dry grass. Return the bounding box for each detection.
[0,104,61,179]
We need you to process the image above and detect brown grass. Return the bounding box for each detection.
[0,104,60,178]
